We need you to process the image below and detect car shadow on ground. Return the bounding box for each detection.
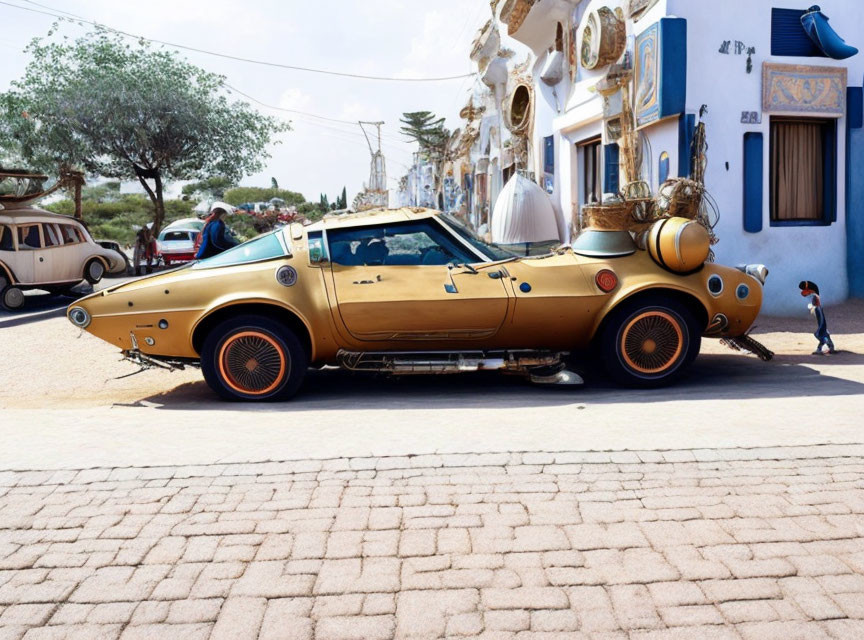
[132,350,864,412]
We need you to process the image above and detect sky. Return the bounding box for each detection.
[0,0,490,203]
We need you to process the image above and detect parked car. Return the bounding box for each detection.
[67,207,766,401]
[0,204,127,310]
[157,218,204,266]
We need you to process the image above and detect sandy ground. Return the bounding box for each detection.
[1,289,863,469]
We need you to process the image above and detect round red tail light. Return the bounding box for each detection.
[595,269,618,293]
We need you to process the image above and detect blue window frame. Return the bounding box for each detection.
[769,117,837,226]
[604,143,619,195]
[543,136,555,175]
[770,8,823,57]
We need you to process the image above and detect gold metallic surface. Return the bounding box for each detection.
[69,209,763,365]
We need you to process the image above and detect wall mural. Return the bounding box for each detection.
[634,18,686,129]
[634,23,660,127]
[762,63,847,116]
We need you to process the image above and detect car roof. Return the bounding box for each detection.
[0,205,83,226]
[162,218,204,231]
[306,207,438,231]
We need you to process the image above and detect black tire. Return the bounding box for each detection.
[200,314,307,402]
[1,286,25,311]
[599,295,701,387]
[84,259,105,285]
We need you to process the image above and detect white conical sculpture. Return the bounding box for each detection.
[491,173,562,244]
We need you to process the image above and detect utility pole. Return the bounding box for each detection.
[359,121,387,209]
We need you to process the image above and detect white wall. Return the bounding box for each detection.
[669,0,864,314]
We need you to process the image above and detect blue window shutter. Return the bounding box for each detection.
[678,114,695,177]
[543,136,555,175]
[743,132,763,233]
[604,143,619,194]
[771,8,821,56]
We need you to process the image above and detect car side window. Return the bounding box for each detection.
[17,224,41,250]
[0,225,12,251]
[328,221,476,266]
[59,224,80,245]
[42,224,61,247]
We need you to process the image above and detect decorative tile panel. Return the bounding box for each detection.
[762,63,847,117]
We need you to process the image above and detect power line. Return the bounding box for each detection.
[224,84,406,145]
[4,0,477,83]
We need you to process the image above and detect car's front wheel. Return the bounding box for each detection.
[1,285,25,311]
[201,315,307,401]
[84,259,105,284]
[599,295,701,387]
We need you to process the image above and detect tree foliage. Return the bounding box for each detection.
[181,176,235,200]
[0,27,288,233]
[399,111,449,155]
[222,186,306,208]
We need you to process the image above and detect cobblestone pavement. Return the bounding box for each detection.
[1,447,863,639]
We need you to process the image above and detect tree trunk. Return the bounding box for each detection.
[73,180,82,220]
[134,167,165,236]
[153,172,165,236]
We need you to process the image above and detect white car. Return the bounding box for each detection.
[156,218,204,266]
[0,204,126,310]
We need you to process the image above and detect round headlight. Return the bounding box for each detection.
[69,306,91,328]
[736,284,750,301]
[707,275,724,296]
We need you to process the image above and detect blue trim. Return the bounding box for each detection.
[848,87,863,129]
[543,136,555,175]
[659,18,687,122]
[825,118,837,224]
[769,219,834,227]
[604,143,619,194]
[658,152,670,184]
[677,114,695,177]
[743,132,763,233]
[848,87,864,297]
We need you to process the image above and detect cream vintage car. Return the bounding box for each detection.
[67,207,767,401]
[0,204,127,310]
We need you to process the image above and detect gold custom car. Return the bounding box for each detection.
[67,208,766,401]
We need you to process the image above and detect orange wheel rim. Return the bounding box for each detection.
[620,311,684,375]
[218,331,286,395]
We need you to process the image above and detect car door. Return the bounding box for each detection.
[327,220,510,342]
[36,223,74,282]
[13,223,42,284]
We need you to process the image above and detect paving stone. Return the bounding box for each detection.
[210,597,266,640]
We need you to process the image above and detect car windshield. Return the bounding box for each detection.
[439,213,516,261]
[193,231,285,269]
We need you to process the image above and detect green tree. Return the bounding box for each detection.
[399,111,447,152]
[400,111,452,206]
[223,186,305,208]
[0,28,288,234]
[271,177,279,190]
[181,176,235,200]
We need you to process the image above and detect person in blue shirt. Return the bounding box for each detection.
[799,281,836,355]
[196,204,238,259]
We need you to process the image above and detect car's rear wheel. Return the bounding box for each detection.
[201,315,307,401]
[599,295,700,387]
[1,285,25,311]
[84,259,105,284]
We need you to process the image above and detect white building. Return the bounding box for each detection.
[464,0,863,314]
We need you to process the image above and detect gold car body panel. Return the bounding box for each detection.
[69,208,764,363]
